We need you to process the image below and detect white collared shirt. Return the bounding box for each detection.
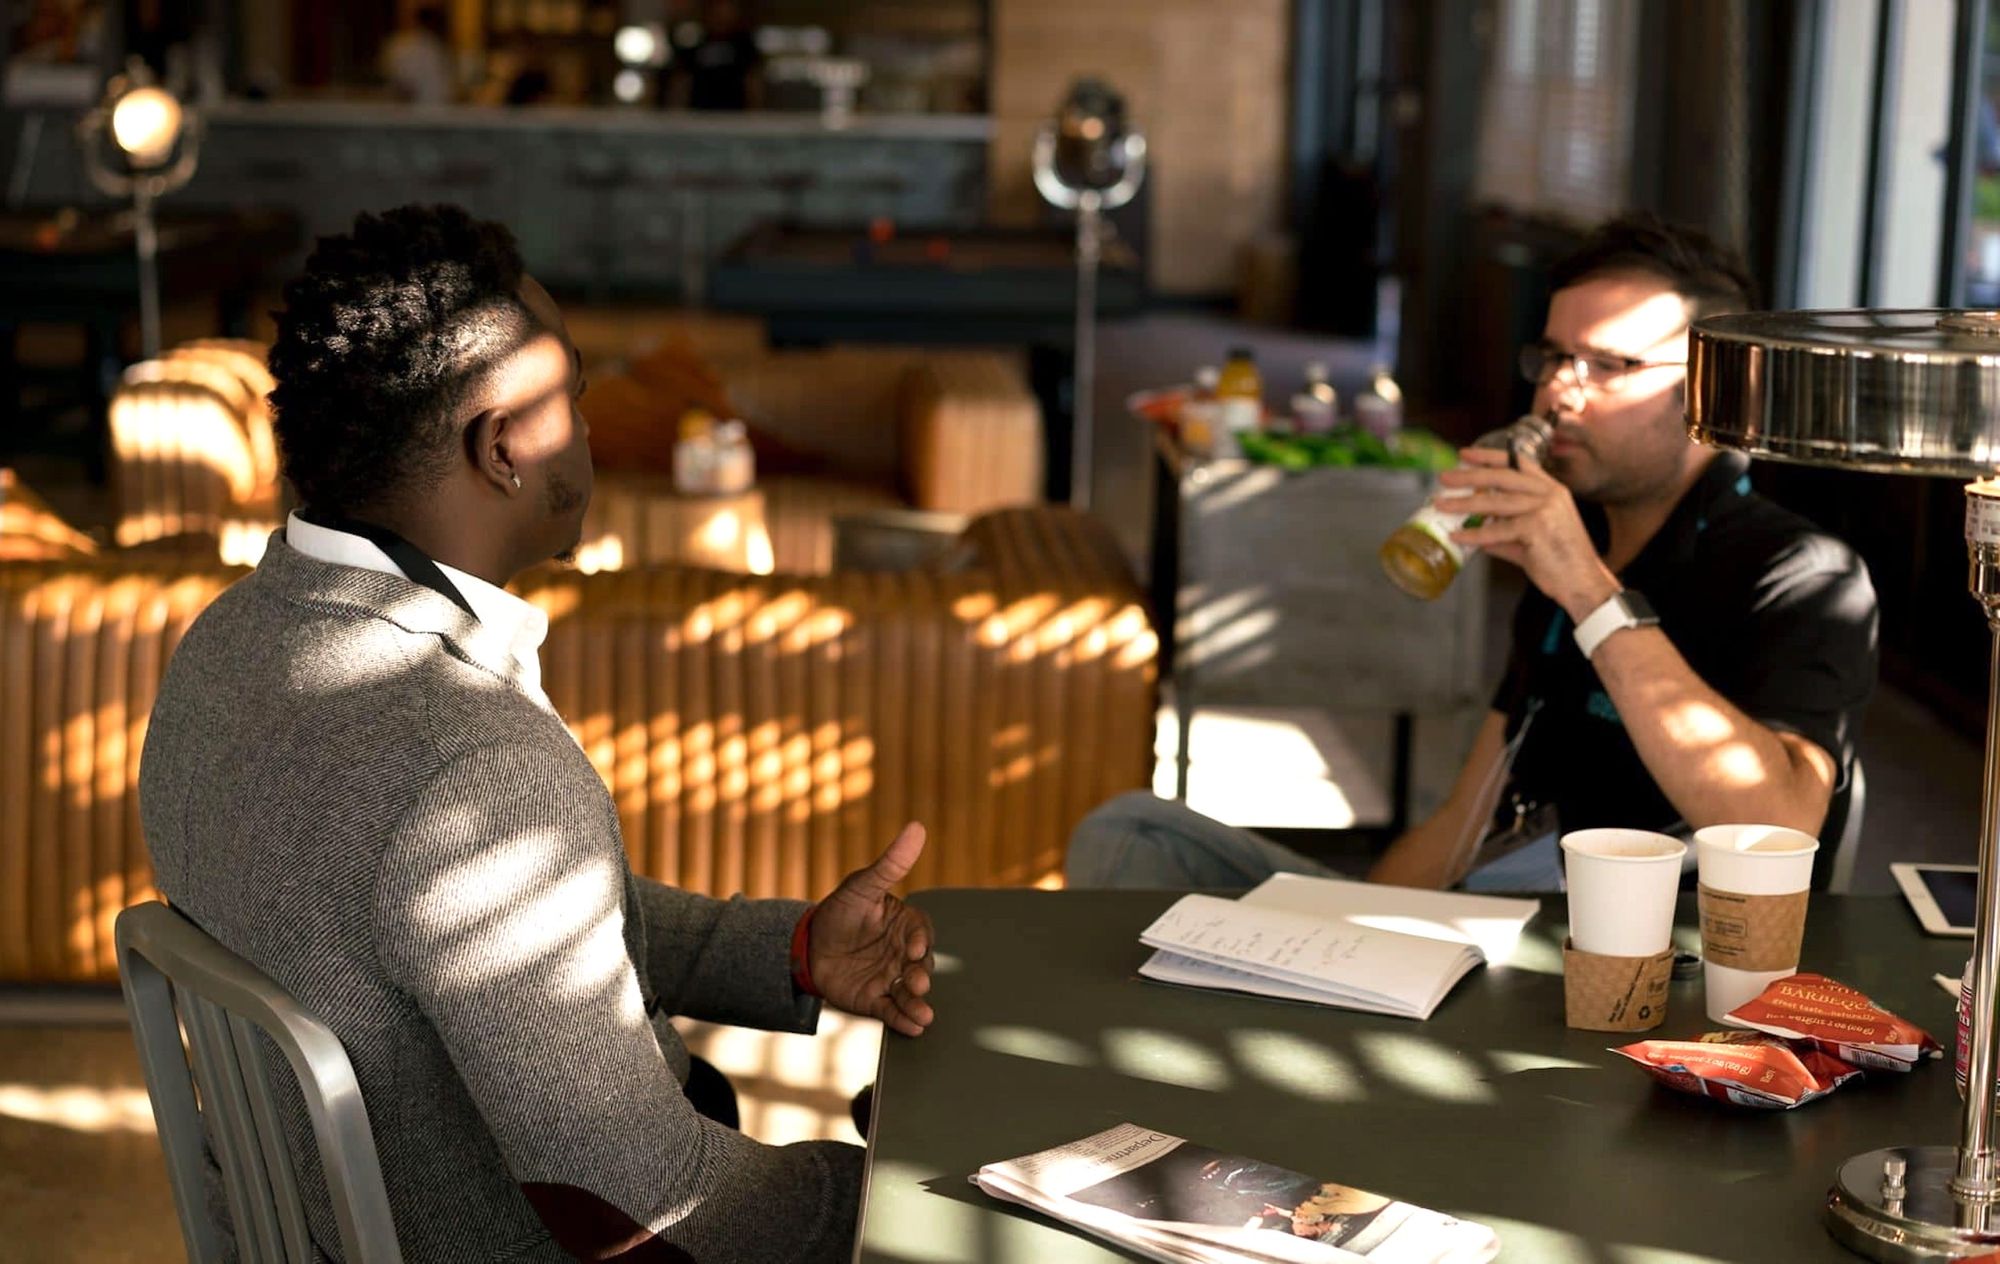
[285,511,548,697]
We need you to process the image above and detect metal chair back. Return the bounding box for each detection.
[1825,759,1868,895]
[114,901,402,1263]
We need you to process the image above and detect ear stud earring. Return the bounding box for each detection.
[510,473,522,490]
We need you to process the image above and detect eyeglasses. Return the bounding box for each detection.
[1518,341,1684,391]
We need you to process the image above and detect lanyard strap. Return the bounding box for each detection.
[296,508,478,621]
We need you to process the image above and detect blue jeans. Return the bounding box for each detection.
[1064,791,1338,888]
[1063,791,1568,891]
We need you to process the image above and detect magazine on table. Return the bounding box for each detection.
[972,1123,1500,1264]
[1137,874,1539,1020]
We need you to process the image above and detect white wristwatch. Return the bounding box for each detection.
[1573,588,1660,660]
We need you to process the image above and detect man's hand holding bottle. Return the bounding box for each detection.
[1441,446,1622,622]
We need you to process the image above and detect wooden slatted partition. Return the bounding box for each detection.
[0,562,239,981]
[525,506,1157,902]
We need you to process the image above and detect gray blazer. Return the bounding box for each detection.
[140,533,862,1262]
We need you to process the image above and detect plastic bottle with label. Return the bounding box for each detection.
[1214,347,1264,436]
[1354,363,1404,439]
[673,409,717,495]
[712,419,757,494]
[1378,414,1552,600]
[1179,365,1222,457]
[1293,361,1339,434]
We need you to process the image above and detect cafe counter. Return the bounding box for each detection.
[2,99,992,297]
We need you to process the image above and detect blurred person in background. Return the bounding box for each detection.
[382,3,455,105]
[683,0,764,110]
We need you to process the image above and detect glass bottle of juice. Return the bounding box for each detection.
[1179,365,1221,456]
[1214,347,1264,436]
[1379,414,1552,600]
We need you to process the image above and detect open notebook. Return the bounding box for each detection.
[1137,874,1540,1020]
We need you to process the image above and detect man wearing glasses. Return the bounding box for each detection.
[1066,213,1878,892]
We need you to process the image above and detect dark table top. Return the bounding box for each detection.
[859,888,1967,1263]
[0,208,299,315]
[726,224,1141,272]
[709,224,1144,346]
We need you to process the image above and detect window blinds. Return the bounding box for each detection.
[1473,0,1640,226]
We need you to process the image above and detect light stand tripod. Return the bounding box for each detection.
[75,59,201,360]
[1033,80,1145,510]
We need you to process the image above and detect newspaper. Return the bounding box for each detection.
[972,1123,1500,1264]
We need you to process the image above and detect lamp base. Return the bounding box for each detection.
[1826,1147,2000,1261]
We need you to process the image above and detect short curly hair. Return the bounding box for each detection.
[1550,212,1758,319]
[268,204,533,513]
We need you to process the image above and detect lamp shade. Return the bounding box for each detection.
[109,84,183,168]
[1051,78,1135,193]
[1687,309,2000,477]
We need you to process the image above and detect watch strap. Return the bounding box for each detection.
[1574,589,1657,660]
[789,904,821,998]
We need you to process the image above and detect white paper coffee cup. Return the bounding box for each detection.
[1560,829,1687,957]
[1694,823,1819,1022]
[1703,963,1800,1022]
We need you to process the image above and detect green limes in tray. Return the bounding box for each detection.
[1234,424,1459,472]
[1235,431,1314,470]
[1388,428,1459,472]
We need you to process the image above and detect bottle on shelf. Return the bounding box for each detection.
[1293,360,1339,434]
[1354,363,1404,439]
[1179,365,1222,457]
[673,408,717,495]
[1379,414,1553,600]
[712,419,757,494]
[1214,346,1264,437]
[675,412,759,495]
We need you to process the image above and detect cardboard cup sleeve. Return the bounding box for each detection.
[1698,885,1809,972]
[1564,938,1674,1032]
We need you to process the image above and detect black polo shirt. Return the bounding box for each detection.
[1490,450,1878,842]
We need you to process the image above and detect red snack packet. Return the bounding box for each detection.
[1613,1032,1861,1109]
[1725,973,1941,1071]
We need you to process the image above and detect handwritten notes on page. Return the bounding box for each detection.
[1136,880,1538,1020]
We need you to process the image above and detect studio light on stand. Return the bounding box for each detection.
[1033,77,1145,509]
[1689,309,2000,1260]
[76,58,200,359]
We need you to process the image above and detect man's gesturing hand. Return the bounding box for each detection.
[809,822,937,1037]
[1444,447,1619,620]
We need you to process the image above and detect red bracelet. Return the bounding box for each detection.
[790,905,820,998]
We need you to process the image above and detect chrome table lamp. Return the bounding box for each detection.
[1689,309,2000,1260]
[1033,77,1145,509]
